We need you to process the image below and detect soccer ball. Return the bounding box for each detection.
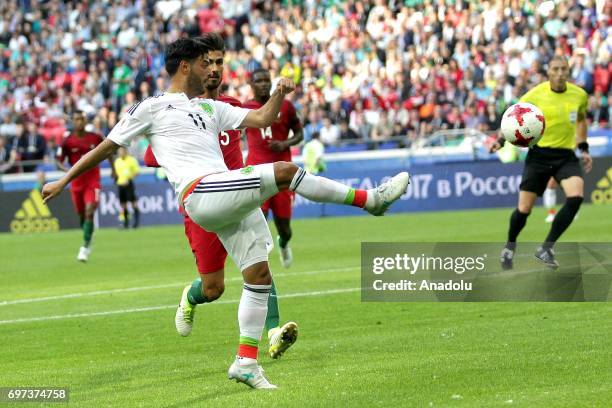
[500,103,546,147]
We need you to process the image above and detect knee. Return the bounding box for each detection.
[244,262,272,285]
[203,283,225,301]
[517,203,533,214]
[273,161,299,186]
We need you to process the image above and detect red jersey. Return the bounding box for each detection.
[57,132,104,190]
[243,99,301,164]
[143,94,244,171]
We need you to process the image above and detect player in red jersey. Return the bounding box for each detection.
[56,110,113,262]
[244,69,303,268]
[144,34,298,358]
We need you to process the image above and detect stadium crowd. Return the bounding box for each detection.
[0,0,610,173]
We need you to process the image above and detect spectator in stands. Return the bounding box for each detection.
[339,120,360,141]
[0,0,608,167]
[12,122,46,173]
[0,135,16,173]
[319,117,340,146]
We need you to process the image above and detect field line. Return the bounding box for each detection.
[0,287,360,325]
[0,266,359,306]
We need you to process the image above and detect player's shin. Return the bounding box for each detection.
[237,283,271,361]
[543,196,583,249]
[506,209,530,250]
[265,280,280,332]
[83,220,94,248]
[289,167,371,208]
[186,277,209,305]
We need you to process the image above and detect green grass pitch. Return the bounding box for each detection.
[0,205,611,407]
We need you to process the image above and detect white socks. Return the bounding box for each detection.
[289,167,351,204]
[238,283,270,343]
[543,188,557,209]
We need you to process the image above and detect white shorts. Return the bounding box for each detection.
[216,209,274,272]
[184,164,278,271]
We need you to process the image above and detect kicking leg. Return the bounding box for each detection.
[272,162,409,216]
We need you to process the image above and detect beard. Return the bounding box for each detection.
[186,72,205,96]
[206,77,221,90]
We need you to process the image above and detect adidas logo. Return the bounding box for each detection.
[591,167,612,205]
[165,104,176,110]
[10,189,60,233]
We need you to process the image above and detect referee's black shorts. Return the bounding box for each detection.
[520,146,583,196]
[118,181,137,203]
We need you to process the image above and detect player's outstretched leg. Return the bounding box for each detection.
[274,162,410,216]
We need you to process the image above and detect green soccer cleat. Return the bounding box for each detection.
[228,358,277,389]
[268,321,298,359]
[175,285,196,336]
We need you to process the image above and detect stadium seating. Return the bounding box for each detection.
[0,0,609,173]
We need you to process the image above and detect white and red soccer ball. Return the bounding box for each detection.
[500,103,546,147]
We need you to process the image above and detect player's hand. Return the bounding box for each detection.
[276,78,295,95]
[268,140,287,152]
[41,180,65,204]
[489,140,502,153]
[581,152,593,173]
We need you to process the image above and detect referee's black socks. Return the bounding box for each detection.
[543,196,583,249]
[506,209,531,250]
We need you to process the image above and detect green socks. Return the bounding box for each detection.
[187,278,209,305]
[83,220,94,248]
[186,277,280,327]
[265,280,280,331]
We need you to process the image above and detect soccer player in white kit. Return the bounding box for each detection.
[42,38,410,389]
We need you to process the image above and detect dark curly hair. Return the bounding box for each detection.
[164,38,209,76]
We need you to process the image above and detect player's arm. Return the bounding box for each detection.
[43,139,120,202]
[55,142,70,172]
[270,128,304,152]
[44,103,151,202]
[240,78,295,128]
[576,109,591,173]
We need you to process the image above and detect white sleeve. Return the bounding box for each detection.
[107,101,152,146]
[213,100,250,132]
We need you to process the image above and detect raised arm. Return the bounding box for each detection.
[239,78,295,129]
[42,139,120,202]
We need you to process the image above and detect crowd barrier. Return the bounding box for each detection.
[2,155,609,233]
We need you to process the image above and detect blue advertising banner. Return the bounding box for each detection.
[96,161,527,227]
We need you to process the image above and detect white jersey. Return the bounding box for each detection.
[107,92,250,195]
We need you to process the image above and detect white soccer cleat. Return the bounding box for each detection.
[228,358,277,389]
[268,321,298,359]
[366,172,410,216]
[77,246,90,262]
[175,285,196,337]
[545,212,556,223]
[277,236,293,268]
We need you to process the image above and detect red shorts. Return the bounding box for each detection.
[261,190,294,219]
[70,185,100,215]
[183,215,227,275]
